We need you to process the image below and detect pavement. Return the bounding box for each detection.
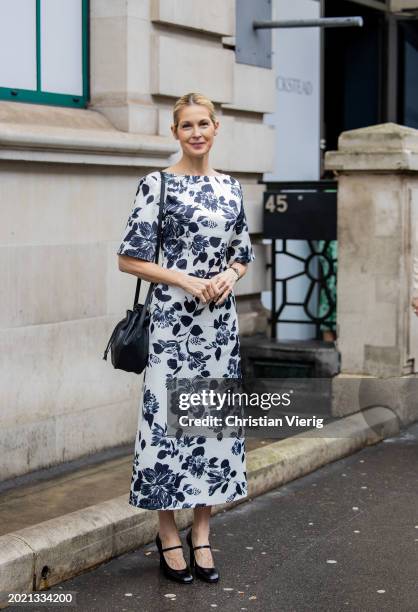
[0,439,275,536]
[4,420,418,612]
[1,401,416,609]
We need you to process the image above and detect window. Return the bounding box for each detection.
[0,0,89,108]
[399,21,418,129]
[324,0,418,147]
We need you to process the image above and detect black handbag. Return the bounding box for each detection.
[103,171,166,374]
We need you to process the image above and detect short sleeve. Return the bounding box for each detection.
[227,183,256,266]
[116,172,162,262]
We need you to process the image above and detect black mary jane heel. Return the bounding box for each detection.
[186,528,219,583]
[155,533,193,584]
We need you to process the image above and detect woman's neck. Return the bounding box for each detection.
[170,155,214,176]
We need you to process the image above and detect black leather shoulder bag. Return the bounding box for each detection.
[103,171,166,374]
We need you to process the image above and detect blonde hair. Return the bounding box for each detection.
[172,92,217,131]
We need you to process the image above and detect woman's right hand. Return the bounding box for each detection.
[177,273,221,304]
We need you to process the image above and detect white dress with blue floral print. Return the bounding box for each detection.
[117,170,256,510]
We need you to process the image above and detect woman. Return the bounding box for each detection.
[117,92,255,584]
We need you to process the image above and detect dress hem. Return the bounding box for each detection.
[128,490,248,511]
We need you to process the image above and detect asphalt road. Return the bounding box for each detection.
[7,422,418,612]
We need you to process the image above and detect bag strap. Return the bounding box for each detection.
[133,171,166,308]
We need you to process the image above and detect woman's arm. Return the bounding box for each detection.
[229,261,248,280]
[118,254,183,287]
[118,254,221,304]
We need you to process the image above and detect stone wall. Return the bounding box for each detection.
[325,122,418,426]
[325,123,418,377]
[0,0,275,480]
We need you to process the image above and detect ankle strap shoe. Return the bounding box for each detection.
[155,533,193,584]
[186,528,219,583]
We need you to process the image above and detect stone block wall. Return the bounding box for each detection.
[0,0,275,479]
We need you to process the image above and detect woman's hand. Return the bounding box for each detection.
[412,296,418,316]
[211,269,238,306]
[178,274,221,304]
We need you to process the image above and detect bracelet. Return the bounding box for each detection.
[229,266,240,281]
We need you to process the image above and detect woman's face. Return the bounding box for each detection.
[172,104,219,159]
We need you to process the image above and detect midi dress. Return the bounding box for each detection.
[116,170,256,510]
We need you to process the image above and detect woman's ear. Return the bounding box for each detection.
[171,125,178,140]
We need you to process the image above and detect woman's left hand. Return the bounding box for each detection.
[211,269,238,306]
[412,296,418,316]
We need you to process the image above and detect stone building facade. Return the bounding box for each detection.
[0,0,275,479]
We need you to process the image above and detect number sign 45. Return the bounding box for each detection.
[265,194,288,213]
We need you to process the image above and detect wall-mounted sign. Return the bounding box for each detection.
[235,0,272,68]
[262,180,337,240]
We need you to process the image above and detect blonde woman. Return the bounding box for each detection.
[117,93,255,584]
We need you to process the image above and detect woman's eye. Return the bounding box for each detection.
[181,123,209,128]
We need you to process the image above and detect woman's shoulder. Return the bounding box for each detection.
[135,170,162,193]
[141,170,162,184]
[216,171,240,185]
[215,171,239,183]
[132,171,163,202]
[223,174,242,193]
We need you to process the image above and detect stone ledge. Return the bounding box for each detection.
[0,101,177,167]
[325,151,418,173]
[325,122,418,172]
[338,122,418,152]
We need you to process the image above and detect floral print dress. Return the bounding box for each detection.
[116,170,256,510]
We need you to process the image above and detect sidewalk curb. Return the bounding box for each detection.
[0,406,400,605]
